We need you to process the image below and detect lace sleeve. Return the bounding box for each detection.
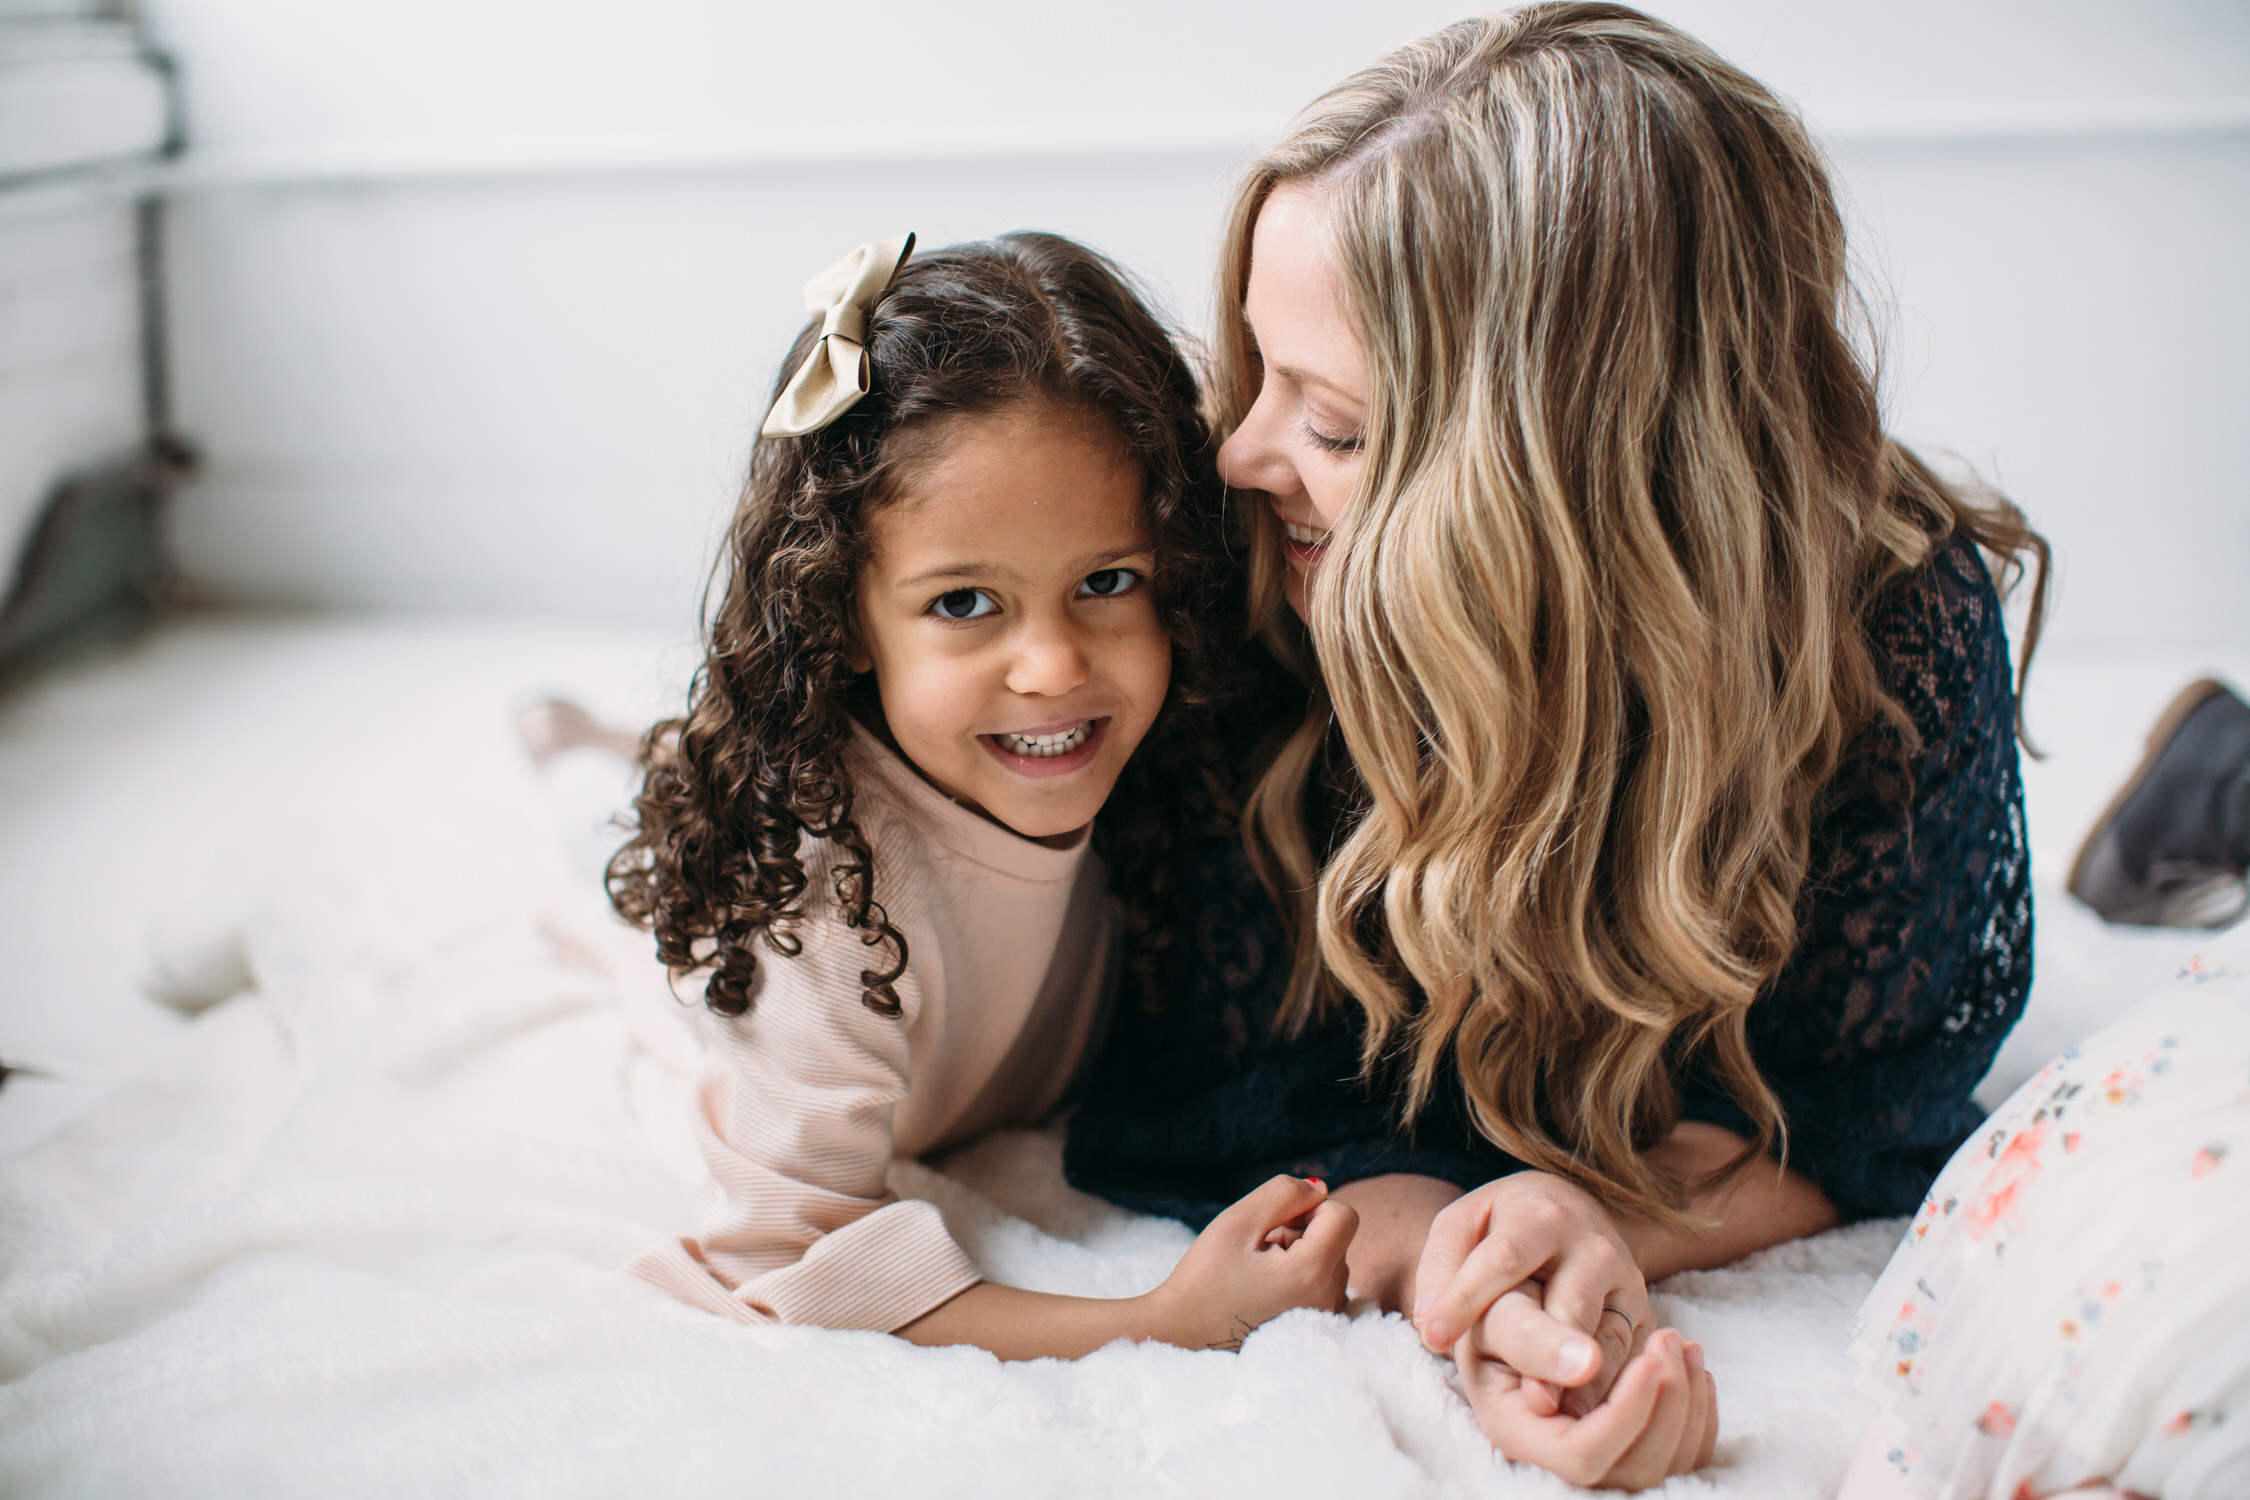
[1679,535,2034,1220]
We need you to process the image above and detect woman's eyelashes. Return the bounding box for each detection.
[1244,332,1360,454]
[1300,419,1364,455]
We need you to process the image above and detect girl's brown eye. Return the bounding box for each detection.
[1078,569,1140,599]
[931,588,997,621]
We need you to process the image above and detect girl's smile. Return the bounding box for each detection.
[983,715,1108,773]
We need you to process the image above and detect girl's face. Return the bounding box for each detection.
[855,402,1172,843]
[1216,182,1370,619]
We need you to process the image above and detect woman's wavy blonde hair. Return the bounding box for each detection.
[1220,3,2048,1222]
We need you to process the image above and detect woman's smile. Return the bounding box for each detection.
[1275,509,1332,568]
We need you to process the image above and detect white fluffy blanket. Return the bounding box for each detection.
[0,618,2239,1498]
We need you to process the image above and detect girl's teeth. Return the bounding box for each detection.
[997,722,1093,758]
[1282,519,1329,546]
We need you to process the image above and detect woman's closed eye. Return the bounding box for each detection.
[928,587,998,621]
[1300,419,1364,456]
[1078,568,1142,599]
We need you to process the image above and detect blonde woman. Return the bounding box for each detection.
[1068,3,2048,1487]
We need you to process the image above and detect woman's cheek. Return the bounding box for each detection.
[1307,460,1356,531]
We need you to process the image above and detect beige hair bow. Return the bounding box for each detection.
[759,232,917,439]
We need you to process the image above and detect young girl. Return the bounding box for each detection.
[591,230,1355,1359]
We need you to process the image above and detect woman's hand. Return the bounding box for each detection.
[1412,1172,1650,1413]
[1453,1291,1718,1488]
[1149,1175,1358,1350]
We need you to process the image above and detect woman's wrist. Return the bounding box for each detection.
[1331,1174,1465,1315]
[1614,1213,1688,1284]
[1625,1122,1841,1281]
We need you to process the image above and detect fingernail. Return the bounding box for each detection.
[1556,1337,1596,1381]
[1423,1316,1454,1349]
[1303,1177,1326,1192]
[1411,1294,1433,1326]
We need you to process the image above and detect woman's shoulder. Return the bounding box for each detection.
[1862,531,2014,757]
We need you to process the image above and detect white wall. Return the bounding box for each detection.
[0,185,142,575]
[0,15,171,578]
[143,0,2250,646]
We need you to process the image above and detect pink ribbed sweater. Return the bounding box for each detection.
[627,728,1118,1332]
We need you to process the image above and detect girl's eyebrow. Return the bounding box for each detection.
[893,545,1154,590]
[1069,544,1156,572]
[894,563,997,588]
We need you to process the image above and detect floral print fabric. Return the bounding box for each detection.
[1848,950,2250,1499]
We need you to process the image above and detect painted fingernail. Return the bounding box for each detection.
[1556,1337,1596,1381]
[1303,1177,1326,1192]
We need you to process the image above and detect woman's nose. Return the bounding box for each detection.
[1217,388,1301,498]
[1005,620,1092,698]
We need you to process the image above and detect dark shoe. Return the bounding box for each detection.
[2069,679,2250,929]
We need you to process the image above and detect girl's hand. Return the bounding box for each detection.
[1412,1172,1651,1414]
[1453,1297,1718,1488]
[1151,1175,1358,1350]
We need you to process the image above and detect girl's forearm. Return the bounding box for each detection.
[895,1281,1179,1360]
[1622,1121,1839,1281]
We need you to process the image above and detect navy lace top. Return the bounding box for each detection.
[1065,534,2032,1226]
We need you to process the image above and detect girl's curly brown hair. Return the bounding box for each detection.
[608,232,1240,1019]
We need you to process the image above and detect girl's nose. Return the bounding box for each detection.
[1217,387,1302,498]
[1005,622,1092,698]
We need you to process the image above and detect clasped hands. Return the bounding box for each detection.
[1409,1172,1717,1489]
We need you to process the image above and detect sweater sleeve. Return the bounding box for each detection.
[625,910,983,1332]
